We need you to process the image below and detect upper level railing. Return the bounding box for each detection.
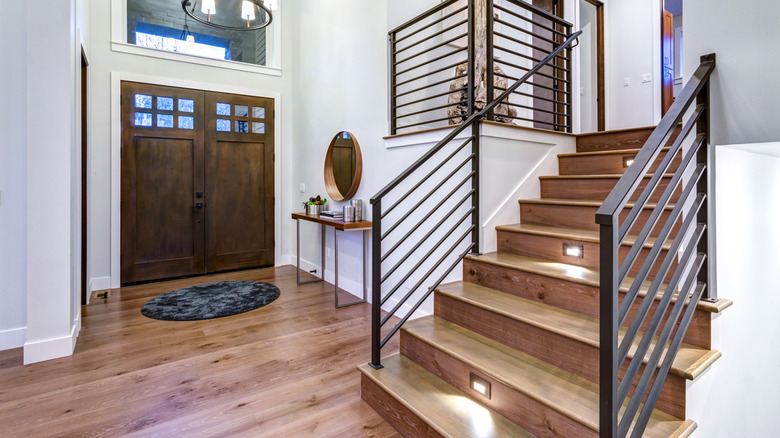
[388,0,574,136]
[596,54,717,437]
[369,19,581,369]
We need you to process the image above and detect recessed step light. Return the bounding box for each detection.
[469,372,491,399]
[563,243,584,258]
[623,156,635,167]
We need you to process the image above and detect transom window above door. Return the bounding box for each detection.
[121,0,279,68]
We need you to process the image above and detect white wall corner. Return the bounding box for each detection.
[89,276,112,293]
[23,324,77,365]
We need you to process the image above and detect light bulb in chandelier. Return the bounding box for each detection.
[242,1,256,27]
[201,0,216,22]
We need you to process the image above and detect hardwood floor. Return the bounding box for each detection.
[0,266,401,437]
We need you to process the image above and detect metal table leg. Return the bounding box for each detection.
[296,218,324,285]
[334,228,368,308]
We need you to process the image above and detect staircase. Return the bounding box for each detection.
[358,126,732,437]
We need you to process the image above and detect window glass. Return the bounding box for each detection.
[216,119,231,132]
[179,116,195,130]
[157,96,174,111]
[216,103,231,116]
[134,112,153,126]
[178,99,195,113]
[126,0,272,67]
[236,120,249,133]
[252,107,265,119]
[252,122,265,134]
[235,105,249,118]
[157,114,174,128]
[134,94,152,109]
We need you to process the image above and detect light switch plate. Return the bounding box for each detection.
[299,183,305,193]
[623,77,631,87]
[642,73,652,83]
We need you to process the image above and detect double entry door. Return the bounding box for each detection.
[121,82,274,284]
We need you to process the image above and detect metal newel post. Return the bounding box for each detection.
[598,218,619,438]
[369,198,383,369]
[697,53,716,302]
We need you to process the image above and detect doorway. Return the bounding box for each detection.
[120,82,275,284]
[579,0,605,132]
[662,0,683,115]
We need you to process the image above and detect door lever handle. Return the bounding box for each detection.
[193,203,204,208]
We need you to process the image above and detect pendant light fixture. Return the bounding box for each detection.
[181,0,273,31]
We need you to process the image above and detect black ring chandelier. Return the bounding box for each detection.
[181,0,273,31]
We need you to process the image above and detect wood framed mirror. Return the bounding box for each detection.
[324,131,362,202]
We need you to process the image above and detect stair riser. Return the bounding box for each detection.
[401,330,598,437]
[360,375,444,438]
[558,152,682,176]
[519,203,681,237]
[540,177,681,202]
[435,292,687,418]
[576,126,682,153]
[496,231,678,281]
[462,258,711,349]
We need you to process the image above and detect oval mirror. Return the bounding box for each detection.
[324,131,362,202]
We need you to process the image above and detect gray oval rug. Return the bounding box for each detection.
[141,281,280,321]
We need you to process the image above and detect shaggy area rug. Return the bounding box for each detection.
[141,280,280,321]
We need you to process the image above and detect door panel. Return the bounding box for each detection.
[121,82,205,283]
[205,91,275,272]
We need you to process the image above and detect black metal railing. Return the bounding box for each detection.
[388,0,574,135]
[596,54,716,437]
[369,30,581,370]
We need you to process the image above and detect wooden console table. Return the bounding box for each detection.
[292,212,371,308]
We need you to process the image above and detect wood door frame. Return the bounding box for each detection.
[81,47,89,304]
[582,0,605,131]
[109,72,282,287]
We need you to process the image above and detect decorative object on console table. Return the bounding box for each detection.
[343,205,355,222]
[351,199,363,221]
[303,195,327,215]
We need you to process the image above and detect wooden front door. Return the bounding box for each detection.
[204,92,275,272]
[121,82,274,284]
[662,9,674,114]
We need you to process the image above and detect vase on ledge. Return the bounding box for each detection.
[307,204,322,215]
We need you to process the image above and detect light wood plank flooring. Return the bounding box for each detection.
[0,266,401,437]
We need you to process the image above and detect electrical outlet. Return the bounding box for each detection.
[642,73,651,83]
[623,77,631,87]
[299,183,305,193]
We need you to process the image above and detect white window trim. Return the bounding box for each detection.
[111,0,282,75]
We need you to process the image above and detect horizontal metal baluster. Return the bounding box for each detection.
[395,21,468,55]
[619,108,703,240]
[618,137,704,282]
[394,87,467,110]
[501,101,571,118]
[380,212,474,310]
[493,18,559,46]
[617,221,706,407]
[395,48,467,77]
[392,3,466,44]
[397,102,466,120]
[395,61,465,88]
[495,2,571,31]
[494,46,570,72]
[381,165,475,240]
[383,138,473,219]
[490,58,561,83]
[381,204,475,284]
[397,116,471,132]
[498,114,566,129]
[395,73,468,99]
[493,32,565,60]
[383,188,474,262]
[629,280,706,438]
[495,79,564,95]
[396,37,470,66]
[380,241,475,347]
[382,221,474,325]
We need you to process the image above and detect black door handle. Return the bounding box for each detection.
[193,203,203,208]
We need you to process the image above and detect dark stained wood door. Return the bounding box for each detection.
[662,9,675,114]
[204,92,275,272]
[121,82,206,283]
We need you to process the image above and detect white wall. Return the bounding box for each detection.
[687,145,780,436]
[684,0,780,146]
[0,0,29,351]
[87,0,296,289]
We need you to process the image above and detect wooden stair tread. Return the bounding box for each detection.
[518,198,675,211]
[465,252,732,313]
[558,147,672,158]
[539,173,675,180]
[402,316,695,436]
[495,223,673,251]
[436,281,721,380]
[358,354,535,438]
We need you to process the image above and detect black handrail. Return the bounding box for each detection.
[596,54,716,437]
[369,29,581,370]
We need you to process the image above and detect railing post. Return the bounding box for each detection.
[369,198,383,369]
[389,32,397,136]
[697,53,717,302]
[471,119,481,254]
[598,218,619,438]
[486,0,495,121]
[467,0,476,119]
[565,24,573,133]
